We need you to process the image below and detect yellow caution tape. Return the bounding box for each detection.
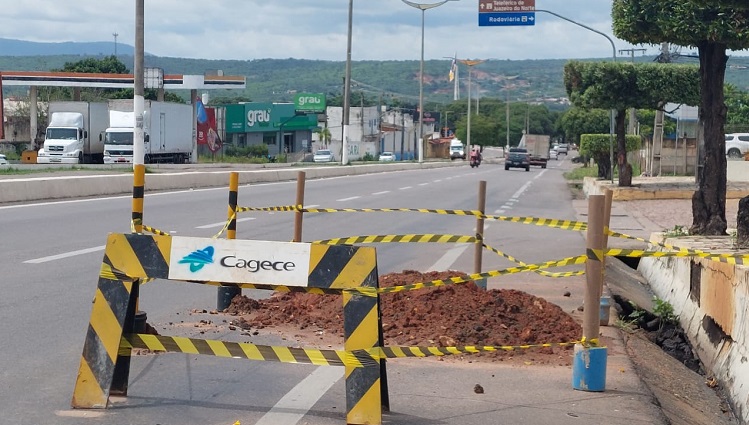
[314,234,476,245]
[120,333,582,366]
[482,243,585,278]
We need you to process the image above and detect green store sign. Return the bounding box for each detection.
[294,93,326,113]
[225,103,318,133]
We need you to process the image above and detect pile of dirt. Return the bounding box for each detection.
[225,270,582,364]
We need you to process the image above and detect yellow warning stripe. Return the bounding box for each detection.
[604,248,749,265]
[314,234,476,245]
[607,230,712,255]
[101,254,588,296]
[233,205,588,231]
[482,243,585,278]
[142,224,169,236]
[120,334,583,365]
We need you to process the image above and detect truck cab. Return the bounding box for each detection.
[37,113,89,164]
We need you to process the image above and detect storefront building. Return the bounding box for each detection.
[224,102,319,156]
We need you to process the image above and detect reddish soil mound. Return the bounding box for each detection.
[226,270,582,364]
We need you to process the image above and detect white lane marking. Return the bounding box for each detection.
[372,191,390,195]
[195,217,255,229]
[534,169,548,179]
[434,179,442,183]
[418,183,428,186]
[337,196,360,202]
[254,366,343,425]
[304,204,320,209]
[429,244,470,272]
[511,180,533,199]
[24,245,105,264]
[399,186,413,190]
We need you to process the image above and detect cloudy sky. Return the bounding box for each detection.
[0,1,687,61]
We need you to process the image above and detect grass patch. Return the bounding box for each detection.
[0,165,140,175]
[563,162,642,181]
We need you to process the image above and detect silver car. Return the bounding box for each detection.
[313,149,334,163]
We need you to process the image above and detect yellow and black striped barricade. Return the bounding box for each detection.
[71,233,384,425]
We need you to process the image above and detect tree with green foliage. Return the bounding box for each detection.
[564,60,699,186]
[557,107,611,146]
[613,1,749,235]
[580,134,641,178]
[725,84,749,133]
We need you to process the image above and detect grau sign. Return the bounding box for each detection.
[294,93,326,113]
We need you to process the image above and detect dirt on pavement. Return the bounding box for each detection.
[224,270,582,365]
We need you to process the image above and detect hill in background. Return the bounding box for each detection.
[3,38,749,106]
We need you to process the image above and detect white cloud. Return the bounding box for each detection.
[0,0,662,61]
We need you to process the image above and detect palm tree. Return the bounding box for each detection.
[315,125,332,148]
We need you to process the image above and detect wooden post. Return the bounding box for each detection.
[572,194,608,392]
[474,180,486,289]
[583,195,605,342]
[293,171,306,242]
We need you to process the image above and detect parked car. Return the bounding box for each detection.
[313,149,334,163]
[0,154,8,165]
[505,147,530,171]
[725,133,749,158]
[379,151,395,162]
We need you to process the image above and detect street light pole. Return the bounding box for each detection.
[402,0,459,163]
[457,59,485,154]
[342,0,353,165]
[536,8,617,183]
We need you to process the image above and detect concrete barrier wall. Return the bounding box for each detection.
[0,162,461,204]
[638,235,749,423]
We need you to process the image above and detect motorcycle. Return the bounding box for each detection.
[469,154,481,168]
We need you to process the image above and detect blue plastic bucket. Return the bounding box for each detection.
[572,344,607,392]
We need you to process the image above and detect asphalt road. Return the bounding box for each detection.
[0,156,655,425]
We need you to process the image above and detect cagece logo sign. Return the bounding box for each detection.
[247,109,271,128]
[169,236,312,287]
[294,93,326,113]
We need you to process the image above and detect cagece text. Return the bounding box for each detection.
[220,255,296,272]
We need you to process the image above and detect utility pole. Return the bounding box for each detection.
[651,42,670,177]
[619,48,646,134]
[113,32,119,56]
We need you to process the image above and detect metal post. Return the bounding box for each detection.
[133,0,145,166]
[342,0,353,165]
[131,164,145,233]
[467,65,472,151]
[218,172,241,311]
[293,171,306,243]
[418,8,425,163]
[474,181,486,290]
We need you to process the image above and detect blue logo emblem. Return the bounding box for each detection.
[179,246,215,272]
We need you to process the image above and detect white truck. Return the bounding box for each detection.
[449,138,465,160]
[519,133,550,168]
[104,100,193,164]
[37,101,108,164]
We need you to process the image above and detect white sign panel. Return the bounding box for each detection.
[169,237,311,286]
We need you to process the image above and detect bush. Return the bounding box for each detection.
[361,152,377,161]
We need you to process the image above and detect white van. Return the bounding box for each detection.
[725,133,749,158]
[449,138,465,160]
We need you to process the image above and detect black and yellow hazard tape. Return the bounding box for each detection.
[605,248,749,265]
[369,255,588,296]
[119,333,583,365]
[234,204,588,232]
[314,234,476,245]
[482,243,585,278]
[608,230,713,256]
[377,341,583,358]
[483,214,588,231]
[120,333,379,367]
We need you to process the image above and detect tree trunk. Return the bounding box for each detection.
[595,153,611,179]
[690,42,728,236]
[736,197,749,249]
[616,108,632,187]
